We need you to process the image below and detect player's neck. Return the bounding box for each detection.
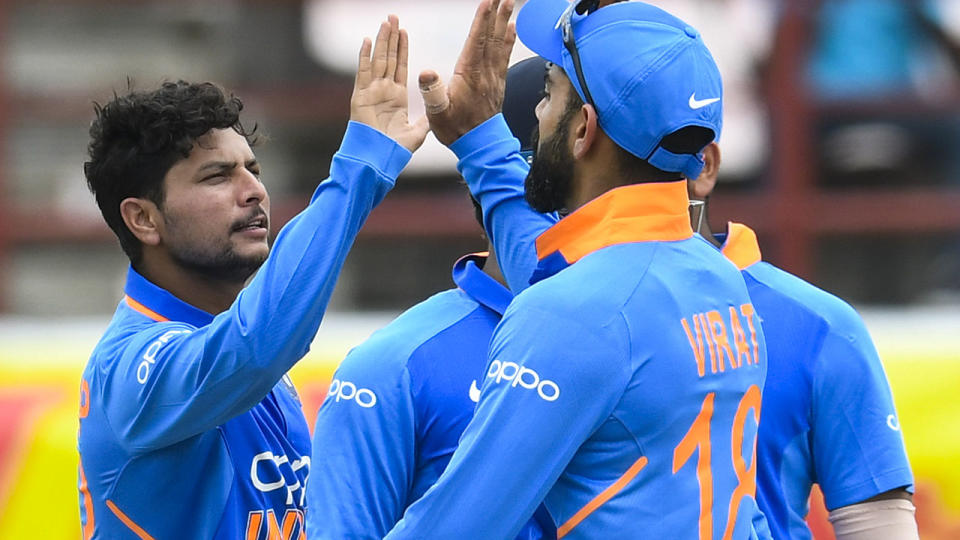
[694,201,722,248]
[136,254,245,315]
[481,245,507,289]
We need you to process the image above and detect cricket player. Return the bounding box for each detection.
[386,1,769,537]
[76,17,428,539]
[306,56,554,540]
[687,146,919,540]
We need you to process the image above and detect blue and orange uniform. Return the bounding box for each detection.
[719,223,914,540]
[384,115,769,539]
[306,253,550,539]
[76,122,411,540]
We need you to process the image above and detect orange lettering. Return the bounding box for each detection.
[728,307,752,367]
[246,509,305,540]
[707,311,736,372]
[673,392,715,540]
[281,509,305,540]
[722,385,762,540]
[682,318,707,377]
[246,512,264,540]
[698,313,719,374]
[739,304,760,366]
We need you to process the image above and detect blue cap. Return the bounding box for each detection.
[516,0,723,179]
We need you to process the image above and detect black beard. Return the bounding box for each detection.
[524,118,575,214]
[169,243,266,284]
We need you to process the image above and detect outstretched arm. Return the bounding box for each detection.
[99,17,429,452]
[421,0,557,292]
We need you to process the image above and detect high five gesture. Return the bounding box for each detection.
[351,15,429,153]
[419,0,517,145]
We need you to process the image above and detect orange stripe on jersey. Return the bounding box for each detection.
[78,459,95,540]
[124,296,169,322]
[556,456,649,538]
[106,500,156,540]
[536,181,693,264]
[79,379,91,419]
[721,223,762,270]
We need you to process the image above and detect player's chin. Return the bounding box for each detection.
[233,239,271,264]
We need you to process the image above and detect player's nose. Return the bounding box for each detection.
[238,168,267,206]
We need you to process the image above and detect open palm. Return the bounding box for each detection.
[351,15,429,153]
[418,0,517,146]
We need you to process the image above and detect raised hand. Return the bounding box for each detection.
[351,15,429,153]
[418,0,517,146]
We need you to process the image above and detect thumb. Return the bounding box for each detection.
[419,70,450,115]
[400,115,431,153]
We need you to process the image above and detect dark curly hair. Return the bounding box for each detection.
[84,80,257,266]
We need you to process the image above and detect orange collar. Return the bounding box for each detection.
[535,181,694,263]
[720,222,763,270]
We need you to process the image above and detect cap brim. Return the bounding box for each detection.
[516,0,569,66]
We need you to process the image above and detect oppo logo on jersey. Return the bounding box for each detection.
[137,329,192,384]
[486,360,560,402]
[327,379,378,408]
[250,451,311,507]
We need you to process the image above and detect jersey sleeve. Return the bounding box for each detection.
[384,302,630,539]
[810,309,914,510]
[449,114,559,293]
[306,343,417,540]
[100,122,412,452]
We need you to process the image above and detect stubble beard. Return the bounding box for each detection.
[164,214,268,285]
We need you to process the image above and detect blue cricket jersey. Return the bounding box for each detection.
[719,223,914,540]
[76,122,411,540]
[386,176,769,539]
[307,253,550,539]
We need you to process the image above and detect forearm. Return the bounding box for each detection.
[829,498,919,540]
[450,114,558,293]
[231,121,408,373]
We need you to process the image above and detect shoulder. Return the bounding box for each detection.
[499,276,630,363]
[744,262,879,377]
[336,289,487,379]
[88,307,197,378]
[745,262,866,335]
[516,242,659,319]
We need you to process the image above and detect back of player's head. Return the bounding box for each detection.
[84,81,256,266]
[503,56,548,157]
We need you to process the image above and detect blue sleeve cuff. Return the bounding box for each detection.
[449,114,518,162]
[337,121,413,180]
[823,468,915,510]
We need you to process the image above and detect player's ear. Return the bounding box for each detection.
[572,103,599,159]
[120,197,163,247]
[688,142,720,200]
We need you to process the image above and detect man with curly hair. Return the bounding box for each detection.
[76,16,427,539]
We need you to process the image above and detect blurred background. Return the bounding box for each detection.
[0,0,958,538]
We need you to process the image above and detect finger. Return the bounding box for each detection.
[486,0,502,51]
[500,22,517,67]
[419,70,450,115]
[492,0,514,52]
[386,15,400,82]
[396,29,409,85]
[372,20,391,79]
[455,0,493,75]
[356,37,373,90]
[412,115,431,141]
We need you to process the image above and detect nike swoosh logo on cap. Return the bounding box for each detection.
[469,380,481,403]
[689,93,720,110]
